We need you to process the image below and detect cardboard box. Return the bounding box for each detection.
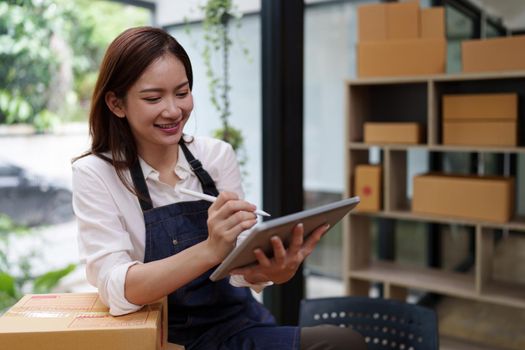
[412,173,515,223]
[442,93,518,146]
[0,293,167,350]
[443,93,518,121]
[443,121,517,146]
[354,165,382,212]
[358,3,387,42]
[357,39,447,77]
[364,122,422,144]
[387,1,420,40]
[421,7,445,39]
[462,35,525,73]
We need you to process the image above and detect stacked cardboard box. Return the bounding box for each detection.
[442,93,518,147]
[412,173,514,223]
[357,1,447,77]
[462,35,525,73]
[0,293,167,350]
[364,122,422,144]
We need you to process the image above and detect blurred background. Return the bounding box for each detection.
[1,1,524,349]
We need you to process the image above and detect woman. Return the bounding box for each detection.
[72,26,365,350]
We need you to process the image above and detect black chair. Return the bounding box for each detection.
[299,296,439,350]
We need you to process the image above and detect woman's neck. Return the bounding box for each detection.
[138,143,181,186]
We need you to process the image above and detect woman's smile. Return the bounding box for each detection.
[154,121,181,133]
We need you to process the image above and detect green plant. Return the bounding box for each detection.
[0,214,76,313]
[0,0,149,132]
[200,0,249,169]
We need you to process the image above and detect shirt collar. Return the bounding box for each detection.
[137,145,194,182]
[138,157,159,181]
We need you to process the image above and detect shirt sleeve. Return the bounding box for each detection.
[72,162,143,315]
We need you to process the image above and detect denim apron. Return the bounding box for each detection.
[129,141,300,350]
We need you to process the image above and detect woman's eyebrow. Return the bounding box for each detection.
[139,81,189,93]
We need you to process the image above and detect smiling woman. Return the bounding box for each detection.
[71,26,365,350]
[105,54,193,180]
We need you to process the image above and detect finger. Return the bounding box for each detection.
[271,236,286,266]
[217,199,257,221]
[209,191,239,212]
[222,210,257,232]
[221,217,257,242]
[254,248,271,267]
[302,224,330,255]
[287,224,304,255]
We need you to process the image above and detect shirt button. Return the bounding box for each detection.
[172,239,178,246]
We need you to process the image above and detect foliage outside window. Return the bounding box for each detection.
[0,0,148,132]
[0,214,76,313]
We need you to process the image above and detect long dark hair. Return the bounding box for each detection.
[75,26,193,193]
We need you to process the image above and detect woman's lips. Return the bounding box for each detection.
[155,121,180,133]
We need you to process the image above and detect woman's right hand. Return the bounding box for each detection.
[205,192,258,265]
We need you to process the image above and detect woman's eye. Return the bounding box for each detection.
[143,97,160,102]
[176,91,189,97]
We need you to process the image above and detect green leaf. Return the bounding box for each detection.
[0,271,17,298]
[32,263,76,294]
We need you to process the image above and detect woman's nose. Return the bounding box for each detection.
[162,98,181,118]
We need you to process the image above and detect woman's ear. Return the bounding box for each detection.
[105,91,126,118]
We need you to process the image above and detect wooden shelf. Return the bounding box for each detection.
[349,261,525,309]
[344,71,525,348]
[351,210,525,232]
[349,261,476,300]
[480,280,525,308]
[348,142,525,154]
[346,70,525,85]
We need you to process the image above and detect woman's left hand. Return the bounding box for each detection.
[229,223,330,285]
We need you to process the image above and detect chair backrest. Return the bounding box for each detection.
[299,296,439,350]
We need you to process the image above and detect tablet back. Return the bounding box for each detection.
[209,196,360,281]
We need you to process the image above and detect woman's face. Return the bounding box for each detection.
[120,53,193,155]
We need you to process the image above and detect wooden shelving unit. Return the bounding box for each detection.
[343,71,525,348]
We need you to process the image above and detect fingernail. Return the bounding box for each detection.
[324,224,331,230]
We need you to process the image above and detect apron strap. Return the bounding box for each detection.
[129,137,221,212]
[179,139,220,197]
[130,159,154,211]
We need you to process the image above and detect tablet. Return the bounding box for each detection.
[209,196,360,281]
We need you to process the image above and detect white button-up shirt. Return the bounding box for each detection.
[72,136,265,316]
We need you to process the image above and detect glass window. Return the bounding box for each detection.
[445,4,478,73]
[168,14,263,207]
[303,0,376,298]
[485,19,505,38]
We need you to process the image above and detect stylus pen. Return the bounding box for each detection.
[179,187,271,217]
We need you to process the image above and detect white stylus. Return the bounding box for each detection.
[179,187,271,217]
